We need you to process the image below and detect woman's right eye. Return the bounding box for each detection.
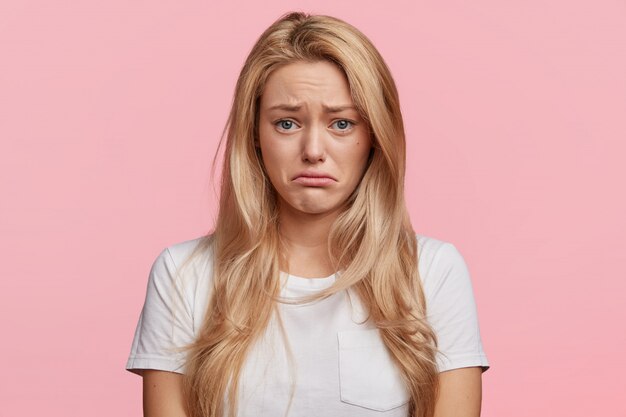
[275,119,297,131]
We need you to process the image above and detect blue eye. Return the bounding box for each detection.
[274,119,355,132]
[333,120,354,131]
[276,119,296,131]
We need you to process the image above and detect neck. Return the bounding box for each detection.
[278,205,340,247]
[277,200,344,276]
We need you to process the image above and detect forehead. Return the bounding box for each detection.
[260,60,354,109]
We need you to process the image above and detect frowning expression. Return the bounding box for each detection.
[257,60,372,217]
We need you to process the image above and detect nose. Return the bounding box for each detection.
[301,124,326,163]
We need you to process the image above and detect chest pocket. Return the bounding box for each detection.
[337,328,410,412]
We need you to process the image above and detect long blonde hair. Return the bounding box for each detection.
[180,11,440,417]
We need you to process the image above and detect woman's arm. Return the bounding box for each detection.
[433,366,483,417]
[143,370,189,417]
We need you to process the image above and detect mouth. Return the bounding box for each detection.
[292,175,336,187]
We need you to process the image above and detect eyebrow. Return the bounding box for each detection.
[267,103,357,113]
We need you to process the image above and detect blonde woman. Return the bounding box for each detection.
[126,11,490,417]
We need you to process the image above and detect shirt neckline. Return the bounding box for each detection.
[279,270,338,290]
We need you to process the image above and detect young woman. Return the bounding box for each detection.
[126,11,490,417]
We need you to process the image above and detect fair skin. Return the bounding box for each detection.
[257,60,372,277]
[142,60,483,416]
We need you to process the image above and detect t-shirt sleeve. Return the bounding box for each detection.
[125,247,196,376]
[423,242,490,373]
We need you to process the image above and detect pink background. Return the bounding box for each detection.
[1,1,624,416]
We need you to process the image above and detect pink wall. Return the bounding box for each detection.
[1,1,624,416]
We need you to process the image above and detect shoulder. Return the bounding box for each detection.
[125,236,213,376]
[415,233,463,275]
[148,234,215,293]
[159,234,215,272]
[414,233,471,296]
[414,233,490,373]
[415,233,451,268]
[165,235,210,263]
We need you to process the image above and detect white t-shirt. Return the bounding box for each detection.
[125,233,490,416]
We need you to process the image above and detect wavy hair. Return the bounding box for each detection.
[179,11,440,417]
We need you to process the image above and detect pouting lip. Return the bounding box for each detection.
[291,170,337,181]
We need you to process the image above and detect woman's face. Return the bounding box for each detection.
[257,60,372,218]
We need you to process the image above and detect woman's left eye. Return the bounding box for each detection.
[332,120,354,131]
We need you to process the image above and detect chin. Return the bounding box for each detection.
[279,192,345,215]
[303,207,333,215]
[289,203,328,214]
[297,200,347,215]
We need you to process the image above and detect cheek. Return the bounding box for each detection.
[258,127,276,162]
[259,144,290,185]
[260,142,288,167]
[352,138,373,169]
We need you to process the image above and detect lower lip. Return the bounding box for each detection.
[293,176,335,186]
